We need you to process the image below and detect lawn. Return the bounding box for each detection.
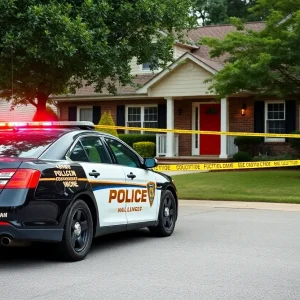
[172,170,300,203]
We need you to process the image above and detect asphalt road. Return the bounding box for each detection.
[1,203,300,300]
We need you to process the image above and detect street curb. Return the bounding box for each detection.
[179,199,300,212]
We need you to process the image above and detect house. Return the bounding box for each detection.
[0,100,58,122]
[0,100,37,122]
[53,21,298,159]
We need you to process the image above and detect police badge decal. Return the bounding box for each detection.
[147,182,156,207]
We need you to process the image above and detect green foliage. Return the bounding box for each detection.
[232,151,252,162]
[96,112,118,137]
[200,0,300,99]
[287,131,300,149]
[234,136,263,146]
[133,142,156,158]
[252,153,297,161]
[118,134,156,148]
[194,0,264,25]
[0,0,196,119]
[194,0,228,25]
[234,136,262,157]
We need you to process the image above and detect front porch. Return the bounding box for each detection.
[136,53,238,159]
[155,133,238,160]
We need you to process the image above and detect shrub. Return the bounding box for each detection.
[96,111,118,137]
[234,136,263,147]
[252,153,297,161]
[133,142,156,158]
[287,131,300,150]
[234,136,263,157]
[119,134,156,148]
[232,151,252,162]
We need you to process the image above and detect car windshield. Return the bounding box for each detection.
[0,129,64,158]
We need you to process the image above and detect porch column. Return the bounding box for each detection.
[219,97,228,158]
[166,97,175,157]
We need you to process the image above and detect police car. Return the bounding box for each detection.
[0,121,178,261]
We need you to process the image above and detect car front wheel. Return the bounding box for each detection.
[148,190,177,237]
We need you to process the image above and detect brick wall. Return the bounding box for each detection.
[229,97,254,132]
[59,99,165,124]
[59,98,195,156]
[229,97,300,155]
[174,100,192,156]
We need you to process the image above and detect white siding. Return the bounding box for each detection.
[174,45,190,59]
[148,60,214,97]
[0,100,57,122]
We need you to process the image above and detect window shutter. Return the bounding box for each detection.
[158,104,166,129]
[254,101,265,133]
[117,105,125,133]
[92,106,101,125]
[285,100,296,133]
[68,106,77,121]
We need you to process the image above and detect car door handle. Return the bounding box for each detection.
[127,172,136,179]
[89,170,100,178]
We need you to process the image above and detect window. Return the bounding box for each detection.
[142,62,151,71]
[0,130,63,158]
[68,142,89,162]
[105,138,140,168]
[80,137,111,164]
[77,107,93,122]
[265,102,285,141]
[68,136,111,163]
[126,106,158,134]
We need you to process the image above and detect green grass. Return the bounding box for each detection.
[172,170,300,203]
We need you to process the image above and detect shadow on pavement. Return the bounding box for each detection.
[0,228,152,266]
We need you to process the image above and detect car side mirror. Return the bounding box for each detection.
[143,158,158,169]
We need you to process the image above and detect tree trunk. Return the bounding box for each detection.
[32,91,50,121]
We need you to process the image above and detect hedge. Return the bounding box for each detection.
[119,134,156,148]
[133,142,156,158]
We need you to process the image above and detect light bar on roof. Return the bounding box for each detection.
[0,121,95,128]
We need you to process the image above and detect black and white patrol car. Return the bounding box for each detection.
[0,121,178,261]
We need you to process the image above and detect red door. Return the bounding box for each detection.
[199,104,221,155]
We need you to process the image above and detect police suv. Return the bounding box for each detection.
[0,121,178,261]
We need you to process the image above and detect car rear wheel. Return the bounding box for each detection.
[57,199,93,262]
[148,190,177,237]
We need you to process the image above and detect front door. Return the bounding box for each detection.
[199,104,221,155]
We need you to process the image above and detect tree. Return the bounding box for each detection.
[195,0,228,25]
[0,0,196,120]
[32,105,59,121]
[194,0,266,25]
[96,111,118,137]
[199,0,300,99]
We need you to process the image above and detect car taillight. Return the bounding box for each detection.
[0,169,16,188]
[0,169,40,189]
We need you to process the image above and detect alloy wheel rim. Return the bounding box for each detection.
[71,209,89,252]
[163,197,175,231]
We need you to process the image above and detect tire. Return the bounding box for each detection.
[56,199,93,262]
[148,190,177,237]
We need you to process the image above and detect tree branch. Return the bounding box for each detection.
[277,67,300,86]
[28,99,37,108]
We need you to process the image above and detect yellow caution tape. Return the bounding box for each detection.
[95,125,300,139]
[153,160,300,172]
